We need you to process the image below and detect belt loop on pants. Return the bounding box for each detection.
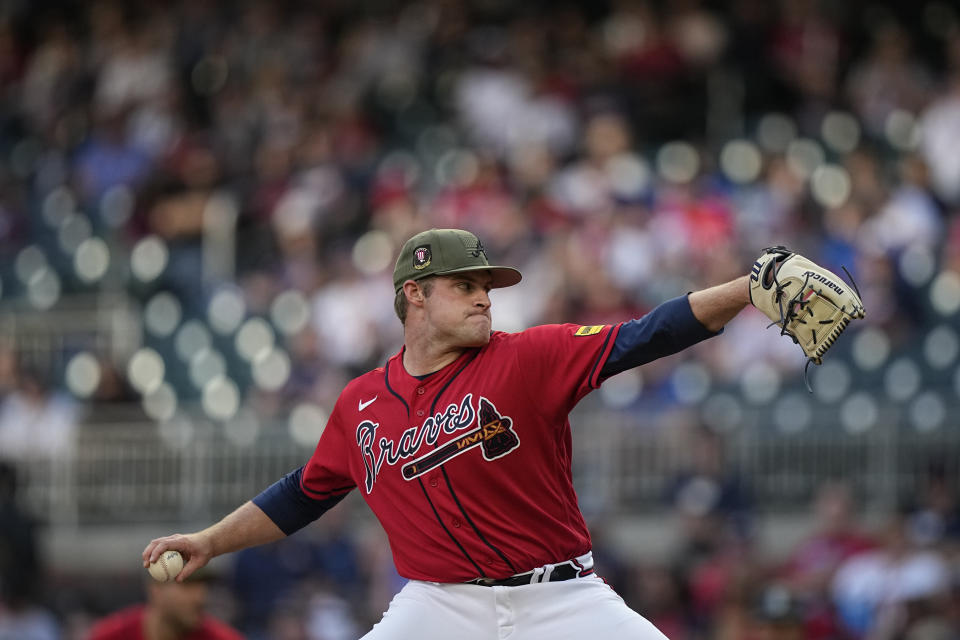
[467,551,595,587]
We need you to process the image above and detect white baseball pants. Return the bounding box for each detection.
[361,574,669,639]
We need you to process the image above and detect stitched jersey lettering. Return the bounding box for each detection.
[356,394,477,493]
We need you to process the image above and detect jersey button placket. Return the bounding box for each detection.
[416,387,425,395]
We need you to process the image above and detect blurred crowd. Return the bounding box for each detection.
[0,0,959,638]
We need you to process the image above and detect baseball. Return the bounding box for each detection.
[147,550,184,582]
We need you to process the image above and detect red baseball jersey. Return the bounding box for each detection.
[85,605,243,640]
[301,322,621,582]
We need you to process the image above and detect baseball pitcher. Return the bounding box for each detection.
[144,229,864,639]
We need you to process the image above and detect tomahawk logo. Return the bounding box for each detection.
[401,398,519,481]
[355,395,519,493]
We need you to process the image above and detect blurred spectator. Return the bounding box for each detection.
[0,462,41,605]
[230,502,364,640]
[303,582,360,640]
[778,480,876,639]
[666,424,754,549]
[0,462,57,640]
[630,563,693,640]
[748,585,805,640]
[832,512,952,639]
[904,462,960,550]
[85,572,241,640]
[231,536,321,639]
[0,363,77,461]
[920,37,960,206]
[665,424,756,633]
[845,21,932,138]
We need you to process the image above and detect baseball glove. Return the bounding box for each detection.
[749,246,866,370]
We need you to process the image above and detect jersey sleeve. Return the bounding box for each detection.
[254,399,356,534]
[600,294,720,378]
[509,323,621,410]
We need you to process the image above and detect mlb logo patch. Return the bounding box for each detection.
[413,245,431,270]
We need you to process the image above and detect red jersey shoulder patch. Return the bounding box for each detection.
[574,325,605,337]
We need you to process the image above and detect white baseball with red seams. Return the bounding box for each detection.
[147,549,183,582]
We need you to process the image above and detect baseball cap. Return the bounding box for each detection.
[393,229,522,293]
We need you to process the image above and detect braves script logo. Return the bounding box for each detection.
[355,394,519,493]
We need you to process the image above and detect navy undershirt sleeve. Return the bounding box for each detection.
[600,294,721,379]
[252,466,349,536]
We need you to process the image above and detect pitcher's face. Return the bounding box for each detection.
[422,272,494,348]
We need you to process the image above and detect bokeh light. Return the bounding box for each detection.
[15,245,47,284]
[208,286,246,335]
[923,325,959,369]
[175,320,212,362]
[785,138,824,181]
[607,153,652,198]
[840,392,879,434]
[772,392,812,434]
[884,358,921,402]
[27,267,61,310]
[289,403,328,447]
[352,230,394,276]
[435,149,478,187]
[656,142,700,184]
[127,348,165,395]
[812,361,851,403]
[740,361,780,404]
[898,244,936,287]
[65,352,101,398]
[672,362,711,405]
[270,290,311,336]
[74,237,110,283]
[852,327,891,371]
[189,348,227,390]
[251,347,292,392]
[719,140,763,184]
[130,235,169,283]
[57,214,93,255]
[236,317,275,361]
[756,113,797,153]
[99,185,134,228]
[909,391,945,433]
[810,165,851,209]
[202,376,240,421]
[599,368,642,408]
[144,292,182,338]
[41,186,76,228]
[699,393,743,432]
[820,111,861,154]
[929,271,960,316]
[143,382,178,422]
[884,109,921,152]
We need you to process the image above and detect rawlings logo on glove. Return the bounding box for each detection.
[749,246,866,380]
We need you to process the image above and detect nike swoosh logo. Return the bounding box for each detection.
[358,396,378,412]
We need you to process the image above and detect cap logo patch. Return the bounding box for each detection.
[469,240,486,258]
[413,245,431,270]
